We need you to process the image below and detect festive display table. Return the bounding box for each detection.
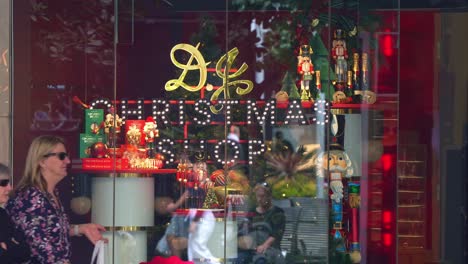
[89,172,154,264]
[90,173,152,264]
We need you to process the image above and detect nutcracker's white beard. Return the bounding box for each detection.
[316,165,349,180]
[327,165,347,172]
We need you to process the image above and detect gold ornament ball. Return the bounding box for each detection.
[70,196,92,215]
[206,83,214,91]
[349,250,361,263]
[275,91,289,102]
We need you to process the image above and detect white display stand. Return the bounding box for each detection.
[92,174,154,264]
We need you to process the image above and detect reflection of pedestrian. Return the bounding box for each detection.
[228,126,244,158]
[155,191,189,258]
[272,131,294,153]
[237,183,285,264]
[228,126,247,172]
[6,135,106,263]
[156,214,190,259]
[188,209,218,263]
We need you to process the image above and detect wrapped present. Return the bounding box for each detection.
[79,134,105,158]
[85,109,104,135]
[125,120,146,146]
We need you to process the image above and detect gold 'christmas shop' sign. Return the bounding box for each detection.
[88,43,329,128]
[85,43,330,165]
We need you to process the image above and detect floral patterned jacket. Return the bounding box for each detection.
[6,186,71,264]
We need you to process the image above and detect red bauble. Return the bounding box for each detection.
[155,153,165,160]
[210,169,228,186]
[210,169,223,184]
[89,142,109,158]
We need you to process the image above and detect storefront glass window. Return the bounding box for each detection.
[9,1,465,264]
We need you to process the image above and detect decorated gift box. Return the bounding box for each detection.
[85,109,104,135]
[79,134,105,158]
[125,120,146,146]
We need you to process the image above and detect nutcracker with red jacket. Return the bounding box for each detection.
[332,29,348,86]
[143,116,159,158]
[297,44,314,101]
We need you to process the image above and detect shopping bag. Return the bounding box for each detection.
[91,240,105,264]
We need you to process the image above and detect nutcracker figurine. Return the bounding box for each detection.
[332,29,348,85]
[316,144,354,253]
[143,116,159,158]
[297,44,314,101]
[103,106,122,148]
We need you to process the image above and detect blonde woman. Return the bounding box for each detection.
[6,135,106,263]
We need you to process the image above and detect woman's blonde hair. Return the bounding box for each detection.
[14,135,66,193]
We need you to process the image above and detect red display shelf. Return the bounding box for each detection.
[73,168,177,174]
[71,159,176,174]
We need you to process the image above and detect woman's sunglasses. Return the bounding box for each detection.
[0,179,10,187]
[43,152,69,161]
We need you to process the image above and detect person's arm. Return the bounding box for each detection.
[0,209,9,242]
[3,235,31,262]
[257,207,286,253]
[166,191,189,213]
[0,216,7,260]
[271,207,286,241]
[69,223,107,244]
[256,236,276,254]
[0,208,30,262]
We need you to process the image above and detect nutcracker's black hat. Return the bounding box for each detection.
[299,45,313,57]
[334,29,345,40]
[328,143,345,152]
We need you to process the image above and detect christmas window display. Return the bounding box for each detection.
[60,0,391,263]
[71,36,373,264]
